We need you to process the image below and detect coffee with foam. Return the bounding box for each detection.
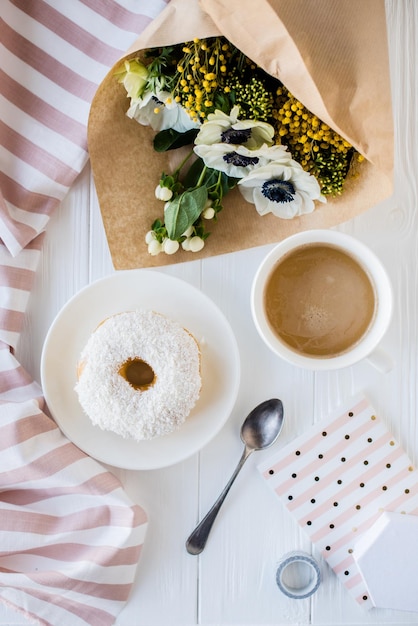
[264,244,376,357]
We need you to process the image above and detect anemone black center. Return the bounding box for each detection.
[223,152,259,167]
[221,127,252,144]
[151,95,164,106]
[262,179,296,203]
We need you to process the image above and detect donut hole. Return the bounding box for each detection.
[119,358,156,391]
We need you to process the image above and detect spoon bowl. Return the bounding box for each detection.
[186,398,284,555]
[241,398,284,450]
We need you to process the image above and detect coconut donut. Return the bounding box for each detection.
[74,310,201,441]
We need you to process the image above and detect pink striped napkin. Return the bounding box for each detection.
[1,1,168,624]
[258,396,418,609]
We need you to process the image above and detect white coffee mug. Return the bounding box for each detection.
[251,230,393,372]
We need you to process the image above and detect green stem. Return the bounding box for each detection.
[173,149,194,177]
[206,170,223,194]
[216,170,223,195]
[196,165,208,188]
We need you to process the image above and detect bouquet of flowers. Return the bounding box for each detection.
[88,0,393,270]
[116,37,364,257]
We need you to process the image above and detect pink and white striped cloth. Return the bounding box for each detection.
[0,1,168,624]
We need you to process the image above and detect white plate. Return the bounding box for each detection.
[41,270,240,470]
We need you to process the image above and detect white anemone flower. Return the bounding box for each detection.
[195,105,274,149]
[127,90,200,133]
[238,161,326,219]
[193,143,291,179]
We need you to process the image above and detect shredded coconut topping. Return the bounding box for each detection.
[74,310,201,440]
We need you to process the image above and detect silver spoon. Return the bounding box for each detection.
[186,398,284,555]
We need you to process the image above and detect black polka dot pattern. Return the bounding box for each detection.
[259,398,418,609]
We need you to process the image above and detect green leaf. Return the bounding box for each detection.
[202,168,220,189]
[165,186,208,240]
[220,172,239,195]
[151,218,163,230]
[153,128,198,152]
[213,91,234,113]
[184,161,225,191]
[183,158,205,188]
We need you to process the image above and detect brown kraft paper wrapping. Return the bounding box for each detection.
[87,0,393,270]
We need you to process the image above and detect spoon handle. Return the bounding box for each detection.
[186,445,252,555]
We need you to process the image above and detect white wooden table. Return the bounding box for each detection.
[5,1,418,624]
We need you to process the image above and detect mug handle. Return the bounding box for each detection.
[366,345,393,373]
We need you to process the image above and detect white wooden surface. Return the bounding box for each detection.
[5,1,418,624]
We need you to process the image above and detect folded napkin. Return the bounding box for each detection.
[0,1,168,624]
[258,396,418,610]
